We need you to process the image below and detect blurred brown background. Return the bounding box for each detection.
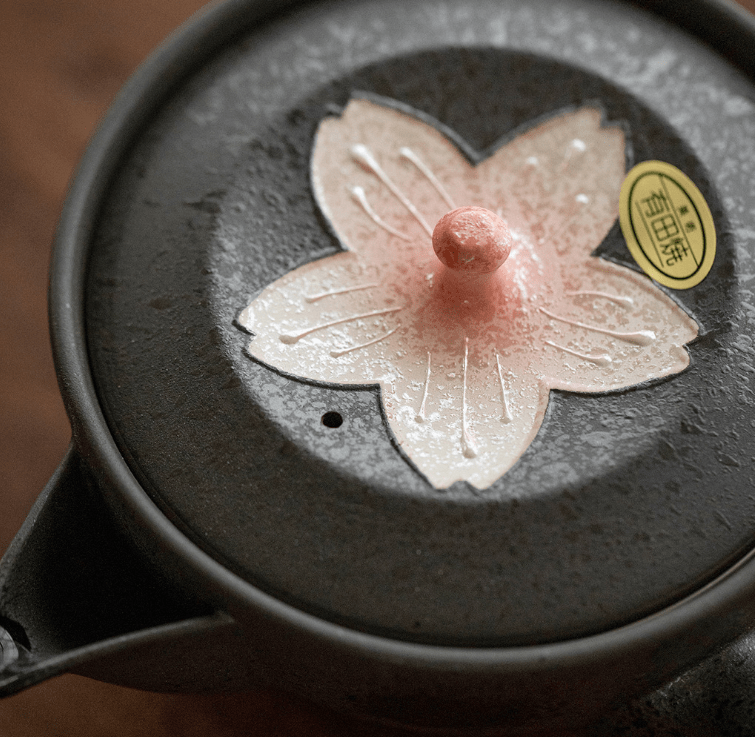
[1,0,755,734]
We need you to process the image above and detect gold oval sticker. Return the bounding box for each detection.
[619,160,716,290]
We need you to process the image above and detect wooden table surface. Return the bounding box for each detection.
[1,0,755,735]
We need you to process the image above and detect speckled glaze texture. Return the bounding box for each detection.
[85,0,753,647]
[240,99,697,489]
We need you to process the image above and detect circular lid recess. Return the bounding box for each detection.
[84,0,755,646]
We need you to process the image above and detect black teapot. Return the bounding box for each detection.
[3,1,755,733]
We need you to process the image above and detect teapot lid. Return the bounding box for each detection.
[77,0,755,646]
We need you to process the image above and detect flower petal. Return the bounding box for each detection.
[312,98,473,261]
[383,347,550,489]
[239,252,405,386]
[534,258,698,392]
[478,107,625,260]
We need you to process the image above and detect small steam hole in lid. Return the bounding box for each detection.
[321,411,344,428]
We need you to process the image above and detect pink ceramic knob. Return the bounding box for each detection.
[432,206,513,274]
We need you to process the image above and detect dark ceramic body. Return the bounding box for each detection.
[2,0,755,733]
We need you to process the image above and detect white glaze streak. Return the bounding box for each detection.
[330,327,399,357]
[306,281,379,303]
[495,353,513,423]
[351,144,433,236]
[545,340,612,367]
[350,186,411,241]
[560,138,587,171]
[399,147,456,210]
[416,351,431,423]
[539,307,655,345]
[279,306,402,344]
[567,291,634,308]
[461,337,478,458]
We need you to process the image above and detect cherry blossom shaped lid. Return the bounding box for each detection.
[84,0,755,646]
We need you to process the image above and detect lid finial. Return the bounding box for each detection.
[432,206,513,277]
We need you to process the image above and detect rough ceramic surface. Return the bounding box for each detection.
[85,0,755,644]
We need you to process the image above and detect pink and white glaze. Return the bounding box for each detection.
[238,99,698,489]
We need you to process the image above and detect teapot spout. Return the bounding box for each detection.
[0,447,252,696]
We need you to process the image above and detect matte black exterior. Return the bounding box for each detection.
[85,42,743,647]
[2,0,755,733]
